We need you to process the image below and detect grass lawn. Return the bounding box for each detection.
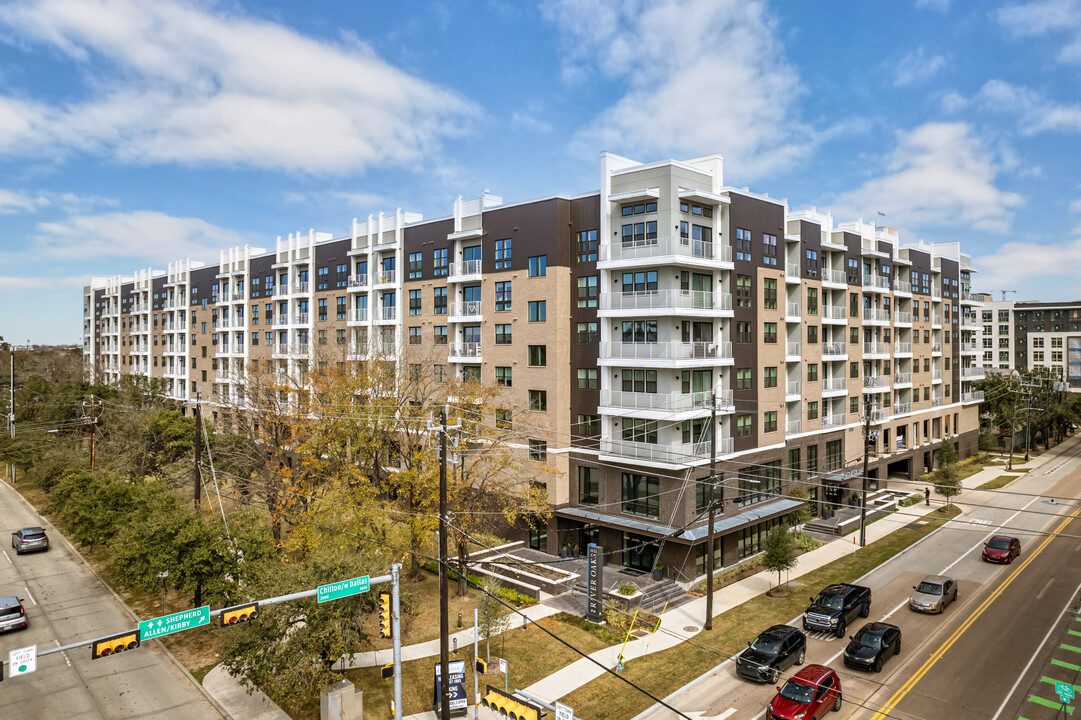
[561,506,961,720]
[977,474,1022,491]
[342,615,614,719]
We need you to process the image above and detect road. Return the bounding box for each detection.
[0,479,224,719]
[640,438,1081,720]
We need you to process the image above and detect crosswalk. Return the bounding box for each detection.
[804,629,841,642]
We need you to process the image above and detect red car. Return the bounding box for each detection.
[982,535,1021,564]
[767,664,842,719]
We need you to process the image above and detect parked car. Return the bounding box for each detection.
[909,575,958,613]
[983,535,1020,564]
[11,527,49,555]
[767,664,842,719]
[0,596,28,633]
[736,624,807,683]
[803,583,871,638]
[842,622,901,673]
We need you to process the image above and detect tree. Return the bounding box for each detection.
[785,485,813,528]
[761,525,797,589]
[933,444,961,510]
[476,576,511,662]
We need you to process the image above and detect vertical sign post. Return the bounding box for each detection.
[586,543,603,623]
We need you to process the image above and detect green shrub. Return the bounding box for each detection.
[616,582,638,596]
[899,495,922,507]
[792,531,820,551]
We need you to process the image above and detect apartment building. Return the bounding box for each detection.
[975,299,1081,387]
[83,151,984,585]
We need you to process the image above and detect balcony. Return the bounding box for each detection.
[863,375,889,389]
[895,311,912,325]
[380,306,397,321]
[786,341,802,358]
[894,279,912,294]
[932,314,943,326]
[786,380,802,397]
[349,308,368,322]
[863,308,890,324]
[348,274,368,288]
[863,342,890,356]
[960,367,985,380]
[598,236,731,265]
[600,289,732,313]
[960,342,978,354]
[822,413,847,429]
[447,259,482,281]
[894,402,912,416]
[822,342,846,357]
[785,302,801,319]
[823,377,847,393]
[870,408,891,423]
[822,305,847,322]
[932,397,944,407]
[932,288,942,299]
[295,282,310,294]
[895,342,912,355]
[378,271,397,284]
[894,372,912,387]
[961,316,979,328]
[863,275,890,291]
[962,391,985,403]
[273,286,288,296]
[295,312,309,324]
[961,292,981,304]
[600,389,733,413]
[599,437,733,464]
[601,341,733,362]
[449,342,482,359]
[786,263,801,280]
[933,370,943,382]
[786,419,802,434]
[823,268,846,286]
[232,292,245,302]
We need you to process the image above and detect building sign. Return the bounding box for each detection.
[434,659,467,714]
[586,543,604,623]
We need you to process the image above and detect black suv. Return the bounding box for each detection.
[803,583,871,638]
[736,624,807,683]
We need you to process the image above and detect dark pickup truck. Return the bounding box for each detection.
[802,583,871,638]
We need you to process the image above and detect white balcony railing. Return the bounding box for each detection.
[822,305,846,320]
[295,312,309,324]
[786,341,802,356]
[786,380,801,396]
[962,391,985,403]
[933,314,943,325]
[822,342,846,356]
[601,290,733,312]
[600,437,733,463]
[895,342,912,354]
[932,343,943,353]
[785,302,801,317]
[823,268,846,285]
[378,271,396,284]
[864,375,889,388]
[349,308,368,322]
[960,367,984,379]
[786,420,802,434]
[933,370,943,381]
[450,342,482,358]
[863,308,890,322]
[894,372,912,385]
[786,263,800,278]
[295,282,310,293]
[823,377,847,392]
[348,274,368,288]
[822,412,847,428]
[381,306,397,321]
[600,389,733,413]
[599,236,730,264]
[870,408,891,423]
[447,259,482,278]
[932,397,944,407]
[273,286,288,296]
[894,402,911,416]
[449,301,483,317]
[601,341,734,361]
[894,279,912,294]
[895,311,912,324]
[863,342,890,355]
[863,275,891,290]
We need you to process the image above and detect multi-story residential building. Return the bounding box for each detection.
[975,299,1081,387]
[83,151,983,585]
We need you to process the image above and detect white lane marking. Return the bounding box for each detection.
[54,639,72,667]
[1036,577,1056,601]
[23,586,36,606]
[939,495,1041,576]
[2,550,10,565]
[990,575,1081,720]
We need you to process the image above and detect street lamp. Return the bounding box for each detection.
[157,570,169,614]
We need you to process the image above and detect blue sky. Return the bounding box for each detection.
[1,0,1079,344]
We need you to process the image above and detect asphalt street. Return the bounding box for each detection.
[0,479,224,719]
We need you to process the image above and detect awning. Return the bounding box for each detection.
[822,468,862,483]
[680,498,803,542]
[556,507,678,537]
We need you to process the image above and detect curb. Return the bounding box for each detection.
[0,479,232,720]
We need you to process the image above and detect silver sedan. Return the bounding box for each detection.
[909,574,957,613]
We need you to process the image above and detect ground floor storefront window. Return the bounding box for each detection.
[737,517,782,560]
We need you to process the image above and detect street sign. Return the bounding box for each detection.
[317,575,370,603]
[8,645,36,676]
[499,658,507,675]
[1056,680,1075,703]
[434,659,467,711]
[555,701,574,720]
[139,605,210,640]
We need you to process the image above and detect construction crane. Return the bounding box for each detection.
[997,289,1017,301]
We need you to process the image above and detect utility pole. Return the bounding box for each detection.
[194,390,202,508]
[84,394,101,472]
[8,341,14,484]
[438,409,450,720]
[705,388,717,631]
[392,562,403,720]
[859,394,875,547]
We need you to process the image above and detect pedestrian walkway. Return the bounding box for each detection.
[203,665,291,720]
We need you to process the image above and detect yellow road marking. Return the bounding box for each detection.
[870,507,1081,720]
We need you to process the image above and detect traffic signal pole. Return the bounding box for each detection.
[392,562,402,720]
[438,409,451,720]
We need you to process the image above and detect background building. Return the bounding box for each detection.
[975,298,1081,387]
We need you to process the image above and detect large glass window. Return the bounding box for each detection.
[622,418,658,443]
[578,467,598,505]
[495,238,512,269]
[576,230,598,262]
[622,368,657,393]
[577,276,599,308]
[622,473,659,518]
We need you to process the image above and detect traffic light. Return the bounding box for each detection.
[219,602,259,626]
[378,592,392,638]
[475,656,487,674]
[381,663,394,680]
[92,631,140,659]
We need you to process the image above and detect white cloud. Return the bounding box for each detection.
[892,47,948,87]
[975,237,1081,294]
[0,0,478,173]
[971,79,1081,134]
[0,188,47,214]
[829,122,1023,233]
[998,0,1081,65]
[30,210,254,265]
[541,0,812,178]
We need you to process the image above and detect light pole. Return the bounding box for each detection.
[157,570,169,614]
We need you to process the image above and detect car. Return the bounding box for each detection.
[11,527,49,555]
[983,535,1020,564]
[736,624,807,683]
[803,583,871,638]
[909,574,958,614]
[842,622,901,673]
[767,664,842,719]
[0,596,28,633]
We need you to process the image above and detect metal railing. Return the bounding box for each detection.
[785,302,801,317]
[960,367,984,379]
[601,289,731,312]
[822,305,846,320]
[822,413,847,428]
[822,341,846,356]
[895,342,912,354]
[863,308,890,322]
[381,306,397,321]
[962,391,985,403]
[894,279,912,294]
[863,275,891,290]
[786,341,801,356]
[786,263,800,278]
[348,274,368,288]
[600,389,733,412]
[786,420,802,434]
[786,380,801,396]
[450,342,482,358]
[601,341,733,361]
[894,372,912,385]
[863,342,890,355]
[449,301,483,317]
[294,282,310,293]
[864,375,889,388]
[895,311,912,324]
[378,271,396,284]
[894,402,911,416]
[823,377,847,392]
[599,236,729,263]
[823,268,846,285]
[349,308,368,322]
[599,437,733,463]
[448,259,482,278]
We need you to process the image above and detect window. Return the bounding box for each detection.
[317,266,329,290]
[764,366,777,388]
[764,411,777,432]
[762,233,777,266]
[850,292,859,318]
[576,230,598,262]
[808,401,819,420]
[408,252,422,279]
[696,474,723,513]
[577,276,598,308]
[409,289,422,315]
[736,275,752,308]
[805,249,819,278]
[737,368,753,390]
[763,278,777,309]
[577,322,598,343]
[318,297,328,321]
[807,288,818,315]
[433,287,447,314]
[622,369,657,393]
[496,366,512,387]
[529,345,547,366]
[434,326,448,345]
[807,363,818,382]
[434,364,448,382]
[851,396,860,414]
[576,414,600,436]
[409,326,421,345]
[578,467,598,505]
[495,324,512,344]
[622,473,659,518]
[577,368,598,389]
[433,248,449,276]
[495,281,512,311]
[529,439,547,461]
[737,321,753,344]
[621,221,658,245]
[496,408,513,430]
[622,201,658,215]
[336,329,346,345]
[622,320,657,343]
[462,365,481,383]
[622,270,658,292]
[735,228,752,262]
[495,239,511,269]
[528,255,547,277]
[850,361,859,378]
[807,325,818,344]
[529,390,547,411]
[337,297,347,320]
[529,300,547,322]
[622,418,658,443]
[763,322,777,343]
[737,414,753,437]
[1033,351,1045,362]
[789,448,801,480]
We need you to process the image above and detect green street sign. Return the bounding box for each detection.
[139,606,210,641]
[318,575,370,603]
[1056,680,1075,703]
